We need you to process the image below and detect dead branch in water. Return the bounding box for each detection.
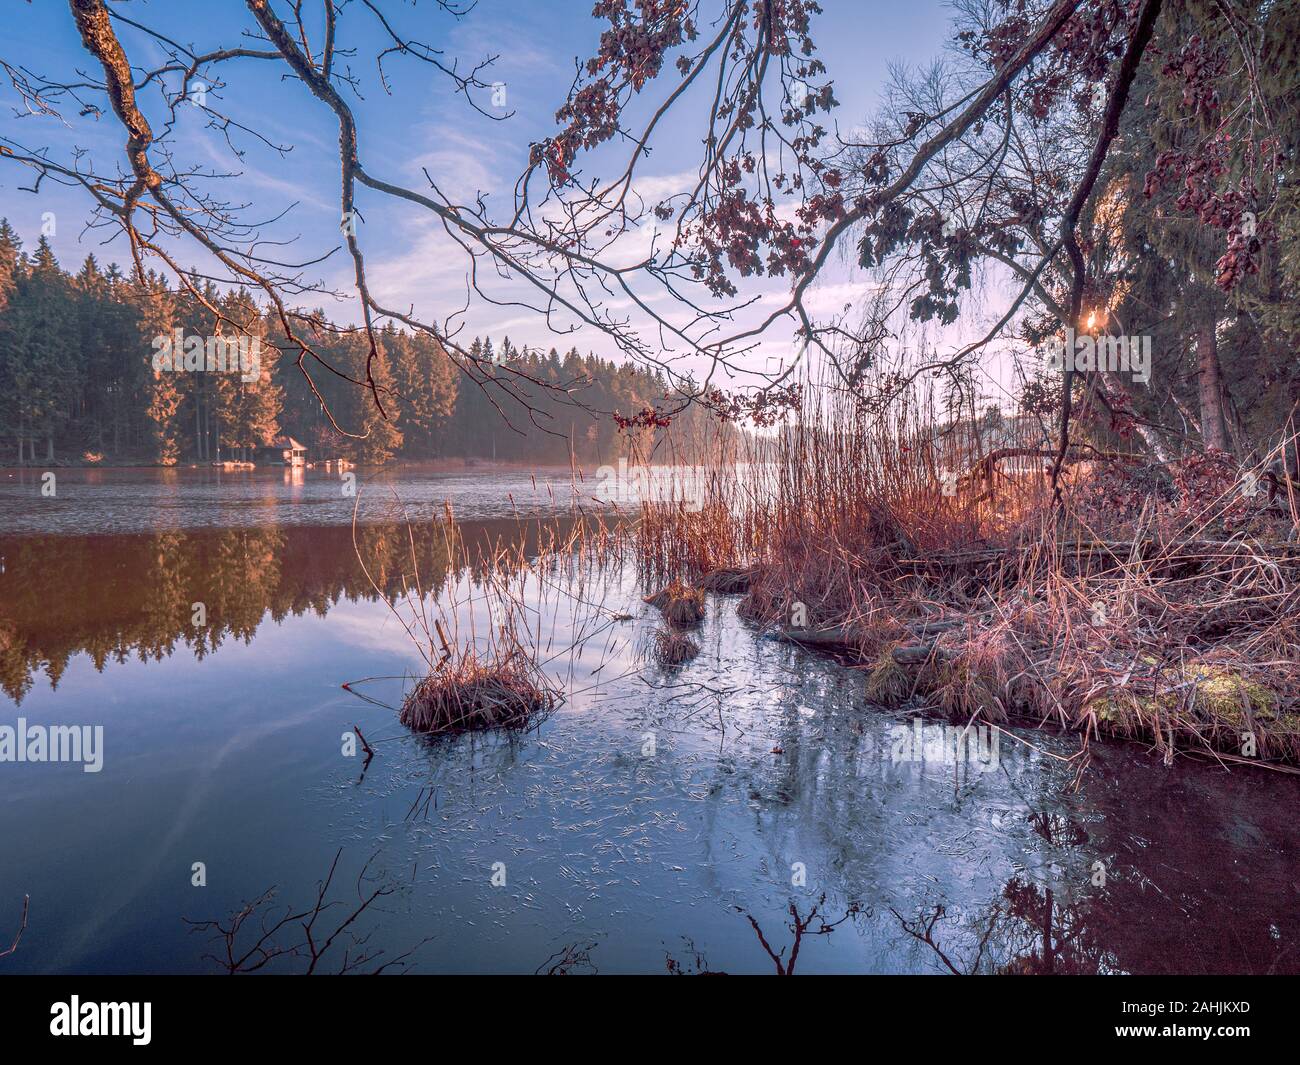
[0,895,29,960]
[184,849,429,974]
[352,723,375,763]
[535,941,599,975]
[743,895,861,975]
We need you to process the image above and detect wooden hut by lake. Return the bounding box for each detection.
[255,436,307,467]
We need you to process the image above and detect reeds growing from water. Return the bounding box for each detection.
[622,375,1300,769]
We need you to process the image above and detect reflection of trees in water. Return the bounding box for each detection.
[892,877,1116,975]
[184,848,431,974]
[0,517,585,701]
[665,895,862,975]
[887,761,1300,974]
[712,670,1130,974]
[887,773,1115,974]
[1060,755,1300,976]
[743,895,861,974]
[1,527,289,696]
[602,629,1295,975]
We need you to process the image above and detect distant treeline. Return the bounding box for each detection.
[0,222,722,466]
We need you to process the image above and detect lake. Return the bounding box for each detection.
[1,465,1297,973]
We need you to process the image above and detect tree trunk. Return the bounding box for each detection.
[1197,317,1229,452]
[1102,370,1171,462]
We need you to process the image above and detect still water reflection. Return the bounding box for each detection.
[0,469,1296,973]
[0,463,594,536]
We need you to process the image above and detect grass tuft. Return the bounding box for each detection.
[652,627,701,666]
[400,649,555,734]
[644,580,706,627]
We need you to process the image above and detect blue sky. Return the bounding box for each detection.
[1,0,964,382]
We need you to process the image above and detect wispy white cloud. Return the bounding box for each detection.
[365,214,472,308]
[446,19,564,82]
[403,123,503,202]
[801,279,882,315]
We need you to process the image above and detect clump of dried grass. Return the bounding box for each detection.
[652,627,700,666]
[864,644,912,705]
[700,565,755,594]
[346,499,624,739]
[929,632,1018,724]
[400,648,556,734]
[644,580,706,627]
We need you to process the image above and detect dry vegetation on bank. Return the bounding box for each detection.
[631,391,1300,771]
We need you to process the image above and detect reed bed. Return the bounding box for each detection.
[350,391,1300,767]
[623,378,1300,769]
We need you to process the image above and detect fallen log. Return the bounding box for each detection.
[774,626,857,653]
[891,643,950,667]
[903,617,981,637]
[775,617,976,652]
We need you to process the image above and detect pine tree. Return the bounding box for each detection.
[0,221,25,462]
[138,277,184,464]
[4,237,81,462]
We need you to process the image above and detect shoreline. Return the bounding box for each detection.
[0,457,583,474]
[684,544,1300,774]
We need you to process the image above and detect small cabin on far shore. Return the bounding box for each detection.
[255,436,307,467]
